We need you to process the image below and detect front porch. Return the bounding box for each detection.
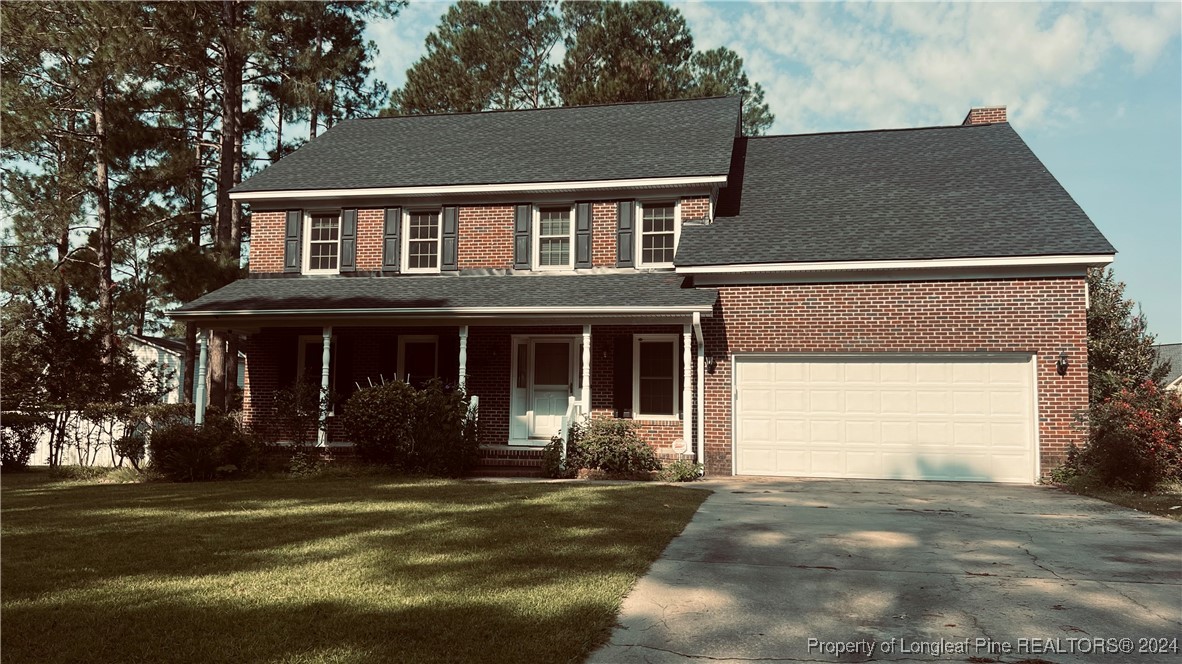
[215,321,705,463]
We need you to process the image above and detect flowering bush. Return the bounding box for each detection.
[1077,380,1182,490]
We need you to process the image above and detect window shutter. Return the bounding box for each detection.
[513,204,532,270]
[441,205,459,271]
[277,333,298,387]
[284,210,302,273]
[613,334,633,418]
[616,201,635,268]
[339,209,357,272]
[382,207,401,273]
[575,202,592,268]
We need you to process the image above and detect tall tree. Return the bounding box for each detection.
[1086,268,1169,406]
[388,1,560,114]
[386,0,775,135]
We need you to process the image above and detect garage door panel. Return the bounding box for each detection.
[735,356,1036,483]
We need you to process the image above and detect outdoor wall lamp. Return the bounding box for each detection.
[1056,351,1069,376]
[706,356,719,374]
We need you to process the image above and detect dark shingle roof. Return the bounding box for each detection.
[127,334,185,354]
[233,97,740,193]
[1154,343,1182,386]
[172,272,715,316]
[677,123,1116,266]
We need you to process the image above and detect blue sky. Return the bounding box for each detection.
[366,2,1182,342]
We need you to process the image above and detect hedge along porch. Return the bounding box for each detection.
[173,272,717,460]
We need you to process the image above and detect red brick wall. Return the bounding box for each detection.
[250,211,287,273]
[681,196,710,221]
[249,197,707,273]
[356,209,384,271]
[700,277,1088,477]
[458,205,515,269]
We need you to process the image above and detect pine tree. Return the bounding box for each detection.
[1086,267,1169,406]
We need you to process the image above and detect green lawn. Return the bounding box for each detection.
[1,472,708,664]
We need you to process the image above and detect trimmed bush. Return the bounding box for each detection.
[342,379,478,477]
[149,413,264,482]
[1075,380,1182,490]
[551,417,661,477]
[657,459,703,482]
[1,413,50,471]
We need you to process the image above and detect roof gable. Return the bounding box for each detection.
[234,97,740,194]
[677,123,1115,267]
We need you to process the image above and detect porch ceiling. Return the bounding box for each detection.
[170,272,717,321]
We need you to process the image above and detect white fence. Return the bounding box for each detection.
[29,414,134,468]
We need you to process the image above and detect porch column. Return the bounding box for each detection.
[582,324,591,414]
[318,325,332,446]
[682,324,692,452]
[194,329,208,426]
[458,325,469,390]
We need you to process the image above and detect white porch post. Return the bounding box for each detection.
[581,324,592,413]
[318,325,332,446]
[458,325,469,390]
[682,323,692,452]
[194,329,208,425]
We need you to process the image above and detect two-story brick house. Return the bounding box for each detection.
[173,96,1115,483]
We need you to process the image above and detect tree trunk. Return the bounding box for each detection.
[94,81,116,366]
[183,323,196,403]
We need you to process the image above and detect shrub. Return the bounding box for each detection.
[341,380,416,465]
[114,435,146,470]
[657,459,703,482]
[270,381,330,448]
[560,417,660,476]
[48,465,114,481]
[149,413,264,482]
[342,379,478,476]
[1076,380,1182,491]
[1,412,50,471]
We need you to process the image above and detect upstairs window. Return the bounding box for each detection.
[536,206,573,269]
[305,213,340,274]
[639,202,678,267]
[405,210,441,273]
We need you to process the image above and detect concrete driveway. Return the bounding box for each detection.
[590,478,1182,663]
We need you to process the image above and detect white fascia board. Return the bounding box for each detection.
[229,175,729,202]
[676,254,1115,275]
[170,305,714,319]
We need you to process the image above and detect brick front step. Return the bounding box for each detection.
[469,445,547,478]
[468,467,546,478]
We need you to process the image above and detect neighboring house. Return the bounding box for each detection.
[126,334,244,404]
[172,97,1115,483]
[1154,343,1182,392]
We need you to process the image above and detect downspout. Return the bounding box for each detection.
[692,312,705,474]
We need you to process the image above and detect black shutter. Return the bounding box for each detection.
[575,202,592,268]
[616,201,635,268]
[382,207,401,273]
[339,209,357,272]
[276,332,298,388]
[613,334,633,418]
[441,205,459,271]
[283,210,302,273]
[513,204,531,270]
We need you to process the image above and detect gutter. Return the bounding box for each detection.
[692,311,706,474]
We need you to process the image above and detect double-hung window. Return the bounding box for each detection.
[536,206,573,269]
[404,210,441,272]
[633,334,679,419]
[305,213,341,274]
[639,202,678,267]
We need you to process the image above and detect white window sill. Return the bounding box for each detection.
[632,414,680,422]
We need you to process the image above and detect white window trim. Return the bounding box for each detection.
[637,200,681,268]
[532,203,575,271]
[297,334,337,414]
[633,333,680,421]
[302,211,342,275]
[397,334,439,383]
[401,208,442,274]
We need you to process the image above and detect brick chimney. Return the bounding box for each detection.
[962,106,1007,125]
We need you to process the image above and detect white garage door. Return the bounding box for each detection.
[734,355,1037,483]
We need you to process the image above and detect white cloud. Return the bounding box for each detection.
[366,2,450,91]
[677,2,1181,133]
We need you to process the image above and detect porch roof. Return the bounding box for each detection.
[171,272,717,320]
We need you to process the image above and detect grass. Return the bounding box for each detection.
[1058,477,1182,521]
[1,470,708,664]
